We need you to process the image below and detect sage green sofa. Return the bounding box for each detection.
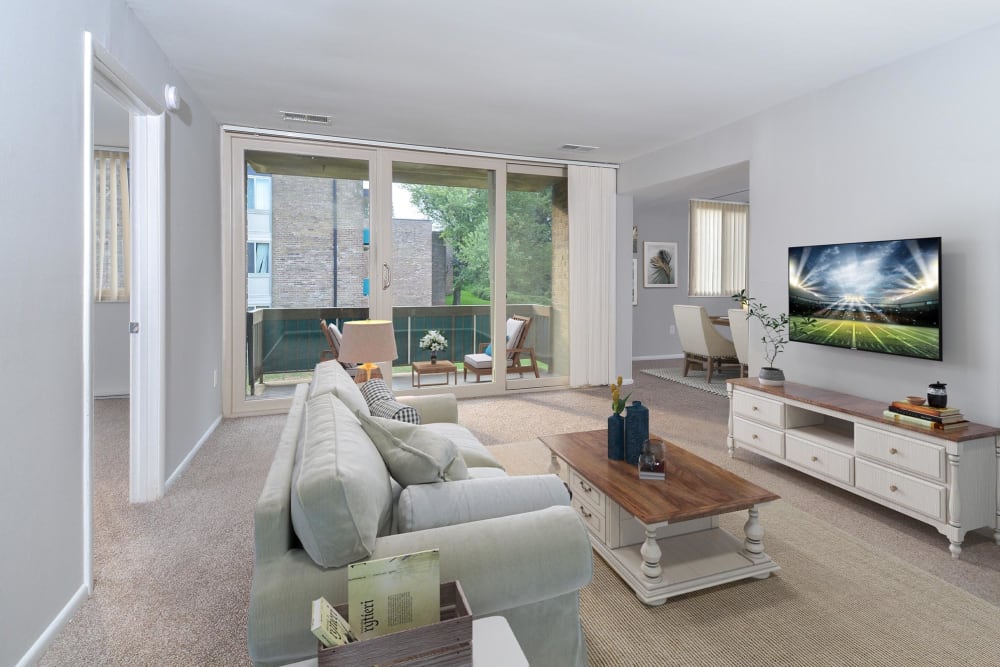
[248,360,593,666]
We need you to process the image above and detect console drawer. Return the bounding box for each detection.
[733,416,784,458]
[855,459,946,521]
[569,469,605,516]
[732,391,784,428]
[572,497,605,539]
[785,434,854,485]
[855,425,945,481]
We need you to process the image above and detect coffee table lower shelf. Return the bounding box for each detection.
[588,522,779,606]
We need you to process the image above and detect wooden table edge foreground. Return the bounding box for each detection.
[540,429,780,606]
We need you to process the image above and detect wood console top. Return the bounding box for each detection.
[540,430,779,525]
[727,378,1000,442]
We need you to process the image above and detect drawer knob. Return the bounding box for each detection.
[580,507,592,519]
[579,481,593,493]
[889,447,898,455]
[889,484,898,493]
[752,434,759,440]
[810,455,818,462]
[752,406,759,411]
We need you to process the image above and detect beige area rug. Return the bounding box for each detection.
[640,366,738,397]
[491,440,1000,667]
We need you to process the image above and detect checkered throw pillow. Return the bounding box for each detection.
[370,399,421,424]
[359,379,420,424]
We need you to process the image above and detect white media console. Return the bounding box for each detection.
[727,378,1000,558]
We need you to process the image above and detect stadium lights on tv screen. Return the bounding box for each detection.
[788,237,942,361]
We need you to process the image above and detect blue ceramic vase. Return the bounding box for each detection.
[625,400,649,465]
[607,414,625,460]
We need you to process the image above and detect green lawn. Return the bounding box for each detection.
[445,290,490,305]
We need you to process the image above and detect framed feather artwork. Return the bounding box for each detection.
[644,241,678,288]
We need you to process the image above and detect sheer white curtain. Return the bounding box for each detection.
[688,199,748,297]
[568,165,616,387]
[93,150,131,301]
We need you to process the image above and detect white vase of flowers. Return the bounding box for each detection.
[418,330,448,364]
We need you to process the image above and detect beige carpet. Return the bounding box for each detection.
[491,440,1000,667]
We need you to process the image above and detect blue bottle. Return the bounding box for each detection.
[625,401,649,465]
[607,414,625,460]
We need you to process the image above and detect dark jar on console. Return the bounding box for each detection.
[927,381,947,408]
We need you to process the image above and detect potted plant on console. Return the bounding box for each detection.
[733,290,799,387]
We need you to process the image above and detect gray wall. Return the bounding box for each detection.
[0,2,221,664]
[620,21,1000,423]
[94,302,130,396]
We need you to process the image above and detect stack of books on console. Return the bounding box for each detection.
[882,401,968,431]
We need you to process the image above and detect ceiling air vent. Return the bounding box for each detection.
[280,111,332,124]
[559,144,598,152]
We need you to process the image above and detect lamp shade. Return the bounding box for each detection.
[338,320,398,365]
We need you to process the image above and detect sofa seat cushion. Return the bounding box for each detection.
[356,411,469,486]
[290,392,393,568]
[421,422,506,470]
[309,359,369,416]
[467,467,508,479]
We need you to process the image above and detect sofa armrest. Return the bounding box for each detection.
[396,474,569,533]
[398,393,458,424]
[248,506,591,667]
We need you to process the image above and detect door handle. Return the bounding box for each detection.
[382,263,391,290]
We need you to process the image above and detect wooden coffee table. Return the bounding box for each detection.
[540,430,780,606]
[411,360,457,388]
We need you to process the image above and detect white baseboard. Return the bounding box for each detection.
[165,414,221,491]
[632,353,683,361]
[16,584,89,667]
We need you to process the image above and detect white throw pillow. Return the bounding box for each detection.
[355,410,469,486]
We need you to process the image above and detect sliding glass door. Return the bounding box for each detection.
[224,132,572,415]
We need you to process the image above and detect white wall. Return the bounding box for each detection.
[94,302,130,396]
[0,2,221,665]
[620,22,1000,423]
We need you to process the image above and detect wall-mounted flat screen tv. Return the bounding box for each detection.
[788,237,941,361]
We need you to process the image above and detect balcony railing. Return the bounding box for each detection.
[246,304,552,393]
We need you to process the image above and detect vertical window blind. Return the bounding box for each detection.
[93,150,131,301]
[688,199,748,297]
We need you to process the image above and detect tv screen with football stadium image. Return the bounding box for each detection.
[787,237,941,361]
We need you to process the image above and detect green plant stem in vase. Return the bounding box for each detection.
[734,289,791,386]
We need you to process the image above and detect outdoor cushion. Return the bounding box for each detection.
[290,392,393,568]
[328,323,357,369]
[355,411,469,486]
[464,353,514,369]
[505,318,523,352]
[309,359,368,415]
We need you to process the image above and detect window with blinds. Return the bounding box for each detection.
[93,150,130,301]
[688,199,748,297]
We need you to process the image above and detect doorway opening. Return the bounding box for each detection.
[82,33,166,590]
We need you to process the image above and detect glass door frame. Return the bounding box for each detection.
[222,132,375,417]
[222,131,572,416]
[373,149,512,398]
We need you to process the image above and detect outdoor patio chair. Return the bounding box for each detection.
[463,314,540,382]
[319,319,359,377]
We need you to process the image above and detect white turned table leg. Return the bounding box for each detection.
[726,384,735,458]
[949,540,962,560]
[640,527,663,583]
[743,505,768,575]
[548,453,561,477]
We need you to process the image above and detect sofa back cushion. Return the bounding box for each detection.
[290,392,393,568]
[310,359,369,415]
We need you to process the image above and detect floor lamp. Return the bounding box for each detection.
[338,320,398,384]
